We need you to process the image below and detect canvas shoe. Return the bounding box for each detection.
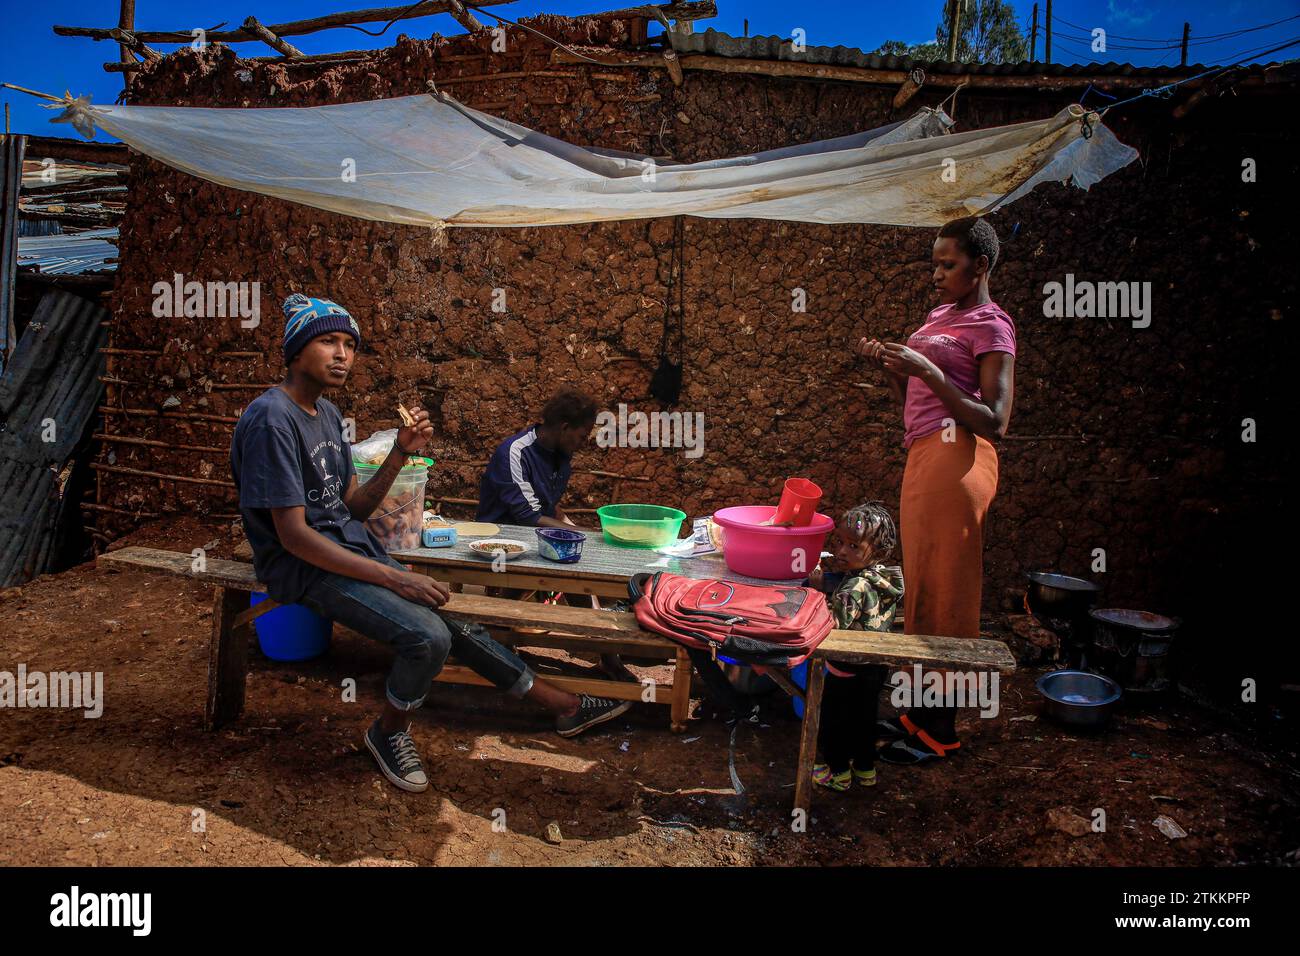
[555,694,633,737]
[364,719,429,793]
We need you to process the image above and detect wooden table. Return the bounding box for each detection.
[393,525,803,732]
[393,524,802,598]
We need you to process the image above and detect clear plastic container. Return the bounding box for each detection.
[355,456,432,552]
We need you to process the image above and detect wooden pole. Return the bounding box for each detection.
[117,0,135,89]
[242,17,305,58]
[1030,3,1038,61]
[947,0,962,61]
[446,0,483,32]
[1181,22,1190,67]
[1045,0,1052,64]
[55,1,517,45]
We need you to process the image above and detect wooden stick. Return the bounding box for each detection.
[549,49,1243,91]
[56,1,518,44]
[662,48,684,87]
[81,502,161,518]
[99,348,263,357]
[446,0,483,32]
[242,17,304,59]
[117,0,136,89]
[109,26,160,60]
[92,463,236,489]
[98,405,239,424]
[92,432,228,454]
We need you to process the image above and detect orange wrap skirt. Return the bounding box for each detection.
[900,429,999,642]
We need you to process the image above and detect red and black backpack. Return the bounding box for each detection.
[628,572,833,667]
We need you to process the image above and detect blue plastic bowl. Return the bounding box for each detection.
[535,527,587,563]
[251,593,332,661]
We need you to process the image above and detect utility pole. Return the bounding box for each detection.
[1031,2,1039,61]
[1181,22,1190,66]
[947,0,962,61]
[1045,0,1053,64]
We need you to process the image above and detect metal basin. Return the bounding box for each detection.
[1036,670,1121,730]
[1026,571,1101,616]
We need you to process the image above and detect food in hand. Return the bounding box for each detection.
[397,403,416,427]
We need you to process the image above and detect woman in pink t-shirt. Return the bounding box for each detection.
[856,217,1016,765]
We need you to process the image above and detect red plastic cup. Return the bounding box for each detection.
[773,477,823,527]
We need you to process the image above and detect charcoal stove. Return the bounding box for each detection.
[1088,608,1180,695]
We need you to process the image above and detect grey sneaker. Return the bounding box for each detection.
[555,694,633,738]
[364,719,429,793]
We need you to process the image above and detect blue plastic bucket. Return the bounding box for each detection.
[790,661,809,717]
[251,593,332,661]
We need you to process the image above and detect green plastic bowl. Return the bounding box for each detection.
[596,504,687,549]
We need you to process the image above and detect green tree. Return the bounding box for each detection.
[876,0,1028,63]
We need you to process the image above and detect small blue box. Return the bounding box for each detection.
[421,526,458,548]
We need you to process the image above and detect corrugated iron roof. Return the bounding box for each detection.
[16,227,119,275]
[668,28,1290,77]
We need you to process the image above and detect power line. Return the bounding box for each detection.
[1053,11,1299,44]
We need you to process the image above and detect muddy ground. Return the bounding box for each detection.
[1,518,1296,867]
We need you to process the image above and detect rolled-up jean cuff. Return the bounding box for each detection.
[386,687,426,712]
[506,668,535,699]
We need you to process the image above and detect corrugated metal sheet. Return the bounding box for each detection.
[1,134,24,377]
[0,288,108,586]
[16,227,119,275]
[669,28,1285,77]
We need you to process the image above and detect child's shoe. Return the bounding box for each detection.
[812,763,852,791]
[852,763,877,787]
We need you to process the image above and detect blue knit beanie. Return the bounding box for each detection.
[282,293,361,365]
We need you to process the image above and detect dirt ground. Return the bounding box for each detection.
[1,518,1296,867]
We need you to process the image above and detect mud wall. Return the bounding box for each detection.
[96,19,1295,682]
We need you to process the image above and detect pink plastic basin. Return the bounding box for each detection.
[712,505,835,580]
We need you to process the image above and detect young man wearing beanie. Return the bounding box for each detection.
[229,294,632,793]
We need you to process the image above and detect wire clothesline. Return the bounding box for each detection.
[1094,37,1300,114]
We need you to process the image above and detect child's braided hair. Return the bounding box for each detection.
[841,501,898,561]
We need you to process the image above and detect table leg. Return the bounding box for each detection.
[205,586,251,731]
[670,647,692,732]
[793,659,826,819]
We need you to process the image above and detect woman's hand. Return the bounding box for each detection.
[880,343,941,382]
[396,405,434,454]
[856,337,887,366]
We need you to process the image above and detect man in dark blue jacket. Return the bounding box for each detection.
[477,389,634,682]
[477,389,597,528]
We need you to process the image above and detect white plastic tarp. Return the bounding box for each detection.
[54,93,1137,228]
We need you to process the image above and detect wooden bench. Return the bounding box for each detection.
[99,546,1016,816]
[99,546,695,731]
[789,630,1017,815]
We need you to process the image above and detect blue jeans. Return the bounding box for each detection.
[297,555,535,711]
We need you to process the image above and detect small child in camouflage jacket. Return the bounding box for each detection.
[804,502,904,791]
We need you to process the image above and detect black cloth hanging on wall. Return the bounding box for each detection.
[650,217,685,405]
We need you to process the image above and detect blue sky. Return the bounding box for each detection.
[3,0,1298,136]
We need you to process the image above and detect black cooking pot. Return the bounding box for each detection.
[1025,571,1101,618]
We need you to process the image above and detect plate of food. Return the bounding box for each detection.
[467,539,529,561]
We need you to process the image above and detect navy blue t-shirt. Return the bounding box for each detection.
[476,424,572,526]
[230,387,388,603]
